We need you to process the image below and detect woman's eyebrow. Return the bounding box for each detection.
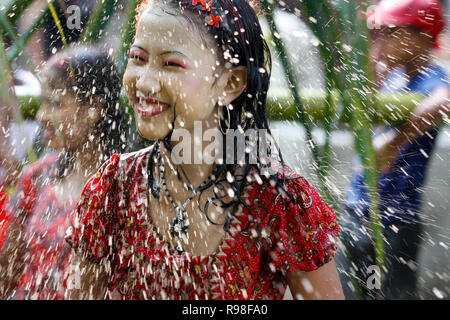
[160,50,189,59]
[131,45,149,54]
[131,46,189,59]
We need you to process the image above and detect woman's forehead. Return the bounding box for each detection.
[136,6,214,53]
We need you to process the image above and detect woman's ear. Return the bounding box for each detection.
[220,66,247,105]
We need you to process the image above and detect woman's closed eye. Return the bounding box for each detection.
[162,59,186,68]
[129,49,147,63]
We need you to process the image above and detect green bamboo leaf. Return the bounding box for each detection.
[0,8,19,41]
[79,0,117,43]
[296,0,348,206]
[340,0,384,269]
[6,6,51,63]
[18,95,41,119]
[116,0,140,76]
[261,0,321,172]
[0,36,13,103]
[46,0,75,79]
[4,0,35,27]
[0,8,39,74]
[47,0,68,47]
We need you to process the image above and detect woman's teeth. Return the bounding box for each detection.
[135,92,170,117]
[139,100,166,110]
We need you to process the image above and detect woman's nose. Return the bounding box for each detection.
[136,70,162,95]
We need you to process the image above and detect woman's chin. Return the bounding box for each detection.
[137,123,172,142]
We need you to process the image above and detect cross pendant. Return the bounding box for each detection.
[169,210,189,239]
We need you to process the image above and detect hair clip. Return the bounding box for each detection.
[135,1,221,29]
[192,0,221,28]
[207,13,221,28]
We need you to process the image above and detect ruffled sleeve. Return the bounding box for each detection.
[265,175,339,274]
[65,154,121,262]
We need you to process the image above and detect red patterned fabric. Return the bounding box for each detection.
[11,154,75,300]
[66,145,339,300]
[0,184,10,252]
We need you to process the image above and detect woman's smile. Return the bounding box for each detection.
[136,91,171,119]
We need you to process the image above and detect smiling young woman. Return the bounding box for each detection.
[65,0,343,300]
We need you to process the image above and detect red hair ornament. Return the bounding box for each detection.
[136,0,221,29]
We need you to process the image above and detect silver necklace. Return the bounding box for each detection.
[155,142,213,253]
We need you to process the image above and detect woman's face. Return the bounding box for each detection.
[37,87,96,151]
[123,5,228,141]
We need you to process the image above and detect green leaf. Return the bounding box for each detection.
[115,0,140,76]
[6,6,51,63]
[0,8,38,72]
[261,0,320,172]
[4,0,35,27]
[79,0,117,43]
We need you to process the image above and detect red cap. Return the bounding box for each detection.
[367,0,445,48]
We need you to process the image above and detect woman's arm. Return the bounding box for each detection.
[286,259,345,300]
[66,253,112,300]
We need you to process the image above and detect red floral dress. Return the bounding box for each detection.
[11,154,75,300]
[66,145,339,300]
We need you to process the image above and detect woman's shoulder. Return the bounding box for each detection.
[247,159,335,219]
[116,144,155,172]
[246,158,310,197]
[119,144,154,162]
[81,144,156,197]
[240,161,339,273]
[17,152,59,185]
[94,144,155,178]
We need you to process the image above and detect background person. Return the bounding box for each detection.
[343,0,450,299]
[0,46,127,299]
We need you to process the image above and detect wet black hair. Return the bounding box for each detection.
[139,0,301,229]
[43,45,128,166]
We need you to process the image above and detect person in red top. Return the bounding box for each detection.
[65,0,343,300]
[0,46,127,299]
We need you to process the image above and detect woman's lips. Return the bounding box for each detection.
[136,97,170,118]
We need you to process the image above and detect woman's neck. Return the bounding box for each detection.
[160,141,216,190]
[161,110,221,201]
[66,140,104,180]
[52,142,104,205]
